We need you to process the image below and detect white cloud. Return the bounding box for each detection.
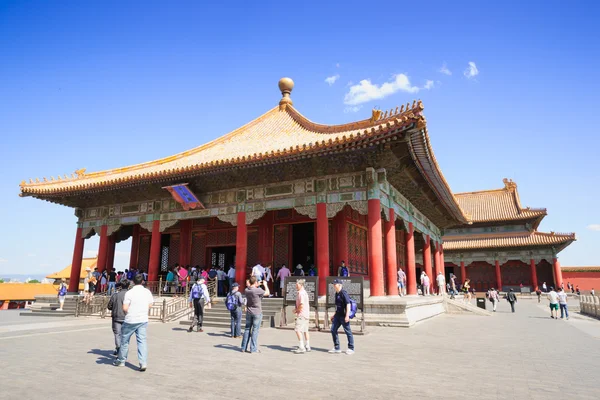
[344,105,363,113]
[587,224,600,231]
[424,80,435,90]
[344,74,421,106]
[439,63,452,76]
[0,258,7,263]
[325,74,340,86]
[464,61,479,79]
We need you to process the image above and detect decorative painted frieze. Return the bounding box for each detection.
[444,249,556,265]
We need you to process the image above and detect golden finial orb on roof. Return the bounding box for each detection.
[278,77,294,110]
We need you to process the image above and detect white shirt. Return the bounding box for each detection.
[252,264,265,279]
[227,268,236,279]
[547,291,559,304]
[123,285,154,324]
[557,292,568,304]
[436,274,445,286]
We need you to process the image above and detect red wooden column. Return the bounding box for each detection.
[148,220,161,282]
[235,212,247,285]
[316,203,330,296]
[495,260,502,290]
[405,222,417,295]
[553,258,563,288]
[68,227,85,293]
[96,225,109,274]
[334,210,348,269]
[367,198,384,296]
[530,259,538,290]
[106,235,116,272]
[129,224,140,269]
[423,235,433,284]
[384,209,398,296]
[440,244,446,278]
[433,241,441,280]
[460,261,466,282]
[179,220,192,266]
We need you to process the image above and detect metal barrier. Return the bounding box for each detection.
[76,296,110,318]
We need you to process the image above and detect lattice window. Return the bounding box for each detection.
[273,225,289,268]
[191,232,207,267]
[396,230,406,270]
[467,261,495,291]
[503,261,530,286]
[137,236,151,270]
[536,260,554,287]
[211,252,217,268]
[168,234,180,269]
[247,229,259,270]
[160,246,169,271]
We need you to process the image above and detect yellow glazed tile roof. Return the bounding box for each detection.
[454,179,546,223]
[443,231,576,251]
[20,104,422,195]
[46,257,98,280]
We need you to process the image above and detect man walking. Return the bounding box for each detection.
[217,267,227,296]
[227,283,243,338]
[506,288,517,313]
[276,264,291,298]
[241,276,270,353]
[436,272,446,296]
[107,280,128,356]
[292,279,311,354]
[108,269,117,296]
[397,268,406,297]
[557,287,569,320]
[188,277,211,333]
[227,265,236,291]
[420,272,431,296]
[113,275,154,371]
[329,278,354,355]
[450,273,457,297]
[547,286,559,319]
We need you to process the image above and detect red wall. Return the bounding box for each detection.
[562,271,600,292]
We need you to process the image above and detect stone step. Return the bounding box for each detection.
[20,310,75,317]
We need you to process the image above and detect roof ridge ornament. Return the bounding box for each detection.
[278,77,294,111]
[502,178,517,191]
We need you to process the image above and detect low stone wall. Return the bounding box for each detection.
[579,295,600,318]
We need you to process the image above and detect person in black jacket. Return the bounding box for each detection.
[107,280,129,356]
[507,288,518,313]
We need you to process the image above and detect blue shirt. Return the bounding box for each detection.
[335,290,351,316]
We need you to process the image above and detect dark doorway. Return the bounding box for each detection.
[210,246,236,270]
[292,223,315,271]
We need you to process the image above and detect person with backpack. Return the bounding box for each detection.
[226,283,243,338]
[329,278,355,355]
[187,277,211,333]
[107,280,128,356]
[506,288,518,313]
[294,264,305,277]
[307,265,317,277]
[337,261,349,277]
[56,278,68,311]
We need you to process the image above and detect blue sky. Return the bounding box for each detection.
[1,0,599,276]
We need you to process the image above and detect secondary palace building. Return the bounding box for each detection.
[442,179,575,291]
[20,78,470,296]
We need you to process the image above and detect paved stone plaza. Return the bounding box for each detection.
[1,299,599,400]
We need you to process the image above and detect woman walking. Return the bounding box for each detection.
[463,279,472,303]
[57,278,68,311]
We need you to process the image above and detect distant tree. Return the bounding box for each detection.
[28,279,40,284]
[0,279,4,283]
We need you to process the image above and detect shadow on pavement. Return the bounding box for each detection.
[207,332,231,338]
[171,327,188,332]
[214,344,241,352]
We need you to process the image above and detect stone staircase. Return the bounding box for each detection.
[445,297,493,316]
[179,298,290,330]
[20,295,79,317]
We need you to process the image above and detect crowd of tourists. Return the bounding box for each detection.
[106,264,357,371]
